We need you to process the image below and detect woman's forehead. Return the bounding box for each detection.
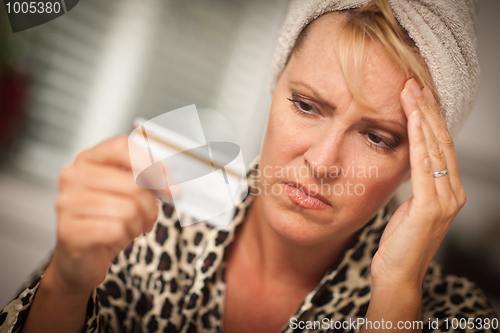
[286,13,408,118]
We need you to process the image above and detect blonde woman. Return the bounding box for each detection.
[1,0,497,332]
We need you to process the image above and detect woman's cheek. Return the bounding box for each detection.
[353,161,406,205]
[266,110,304,158]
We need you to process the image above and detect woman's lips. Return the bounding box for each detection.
[283,183,331,209]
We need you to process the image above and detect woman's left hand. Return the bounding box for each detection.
[371,78,467,291]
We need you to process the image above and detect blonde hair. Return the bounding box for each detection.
[290,0,438,107]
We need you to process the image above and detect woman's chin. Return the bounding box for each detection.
[264,208,341,245]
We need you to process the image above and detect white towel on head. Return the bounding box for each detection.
[270,0,479,137]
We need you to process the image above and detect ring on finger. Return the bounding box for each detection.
[433,168,449,178]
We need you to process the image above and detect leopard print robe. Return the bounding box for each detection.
[1,157,498,333]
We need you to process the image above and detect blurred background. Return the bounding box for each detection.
[0,0,499,312]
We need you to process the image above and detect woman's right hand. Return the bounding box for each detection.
[44,136,161,296]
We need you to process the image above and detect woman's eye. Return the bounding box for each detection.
[297,101,313,112]
[287,97,317,116]
[366,132,397,153]
[367,133,382,144]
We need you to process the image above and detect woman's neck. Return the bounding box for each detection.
[228,194,361,290]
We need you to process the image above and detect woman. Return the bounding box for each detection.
[1,0,497,332]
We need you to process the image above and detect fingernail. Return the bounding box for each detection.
[410,79,422,97]
[405,87,417,104]
[413,111,421,127]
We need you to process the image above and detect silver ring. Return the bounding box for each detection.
[433,168,449,178]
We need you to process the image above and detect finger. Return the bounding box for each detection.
[75,136,132,169]
[405,108,437,203]
[58,190,148,237]
[66,163,161,223]
[421,87,464,199]
[406,80,453,198]
[59,214,135,254]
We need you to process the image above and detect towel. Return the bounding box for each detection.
[270,0,479,137]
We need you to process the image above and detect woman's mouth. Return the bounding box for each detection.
[283,182,331,209]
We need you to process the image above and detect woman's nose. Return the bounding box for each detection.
[303,129,344,179]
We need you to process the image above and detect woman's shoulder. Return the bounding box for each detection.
[421,260,499,332]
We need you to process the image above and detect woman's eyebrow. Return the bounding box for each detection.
[290,80,408,132]
[288,80,337,111]
[361,117,407,132]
